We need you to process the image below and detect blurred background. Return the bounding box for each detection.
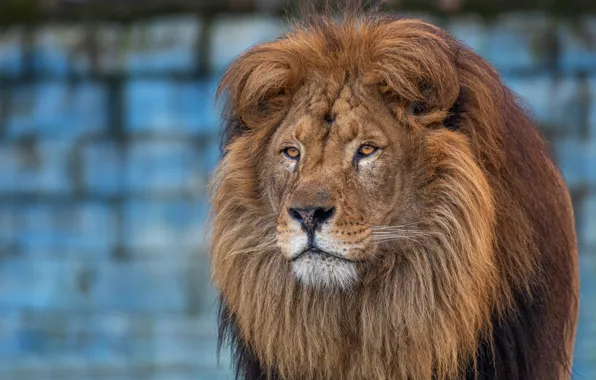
[0,0,594,379]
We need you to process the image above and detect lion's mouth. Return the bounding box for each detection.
[292,247,355,263]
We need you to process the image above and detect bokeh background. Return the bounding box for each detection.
[0,0,595,379]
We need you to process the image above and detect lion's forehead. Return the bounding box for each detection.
[281,80,389,146]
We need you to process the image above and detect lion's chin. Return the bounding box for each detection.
[291,250,358,289]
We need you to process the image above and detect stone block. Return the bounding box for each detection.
[0,205,17,248]
[124,140,206,196]
[587,76,596,137]
[447,16,489,56]
[177,78,220,134]
[125,17,201,74]
[13,312,150,361]
[575,255,596,376]
[122,200,208,251]
[185,254,218,315]
[146,315,230,375]
[203,137,222,175]
[91,260,188,312]
[96,24,126,74]
[5,81,108,141]
[125,79,219,135]
[4,312,228,374]
[581,193,596,249]
[209,15,285,73]
[586,141,596,186]
[542,78,585,135]
[81,141,124,196]
[195,370,233,380]
[559,17,596,73]
[503,76,550,120]
[33,25,91,75]
[0,141,71,195]
[0,259,83,310]
[0,27,22,77]
[0,311,21,357]
[503,76,583,135]
[553,139,586,188]
[14,203,117,255]
[125,80,182,133]
[554,139,596,189]
[97,17,201,74]
[152,315,219,343]
[485,14,551,72]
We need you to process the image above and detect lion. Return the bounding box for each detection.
[209,8,579,380]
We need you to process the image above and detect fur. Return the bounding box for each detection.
[210,8,579,380]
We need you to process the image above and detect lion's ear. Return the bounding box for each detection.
[377,80,443,120]
[377,77,464,130]
[443,92,464,131]
[218,43,299,129]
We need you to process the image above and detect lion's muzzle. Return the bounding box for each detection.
[288,206,335,242]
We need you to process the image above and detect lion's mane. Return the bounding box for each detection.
[210,9,579,380]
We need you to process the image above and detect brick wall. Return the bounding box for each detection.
[0,13,594,379]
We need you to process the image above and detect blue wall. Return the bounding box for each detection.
[0,13,594,379]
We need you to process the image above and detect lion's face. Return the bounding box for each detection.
[267,78,420,288]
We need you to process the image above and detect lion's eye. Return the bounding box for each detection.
[356,144,378,158]
[283,147,300,160]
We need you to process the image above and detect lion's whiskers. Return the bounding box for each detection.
[369,226,441,245]
[369,221,422,229]
[223,236,277,261]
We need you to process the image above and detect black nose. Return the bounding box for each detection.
[288,207,335,232]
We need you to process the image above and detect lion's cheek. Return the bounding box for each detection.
[348,165,404,224]
[276,225,309,259]
[263,160,296,212]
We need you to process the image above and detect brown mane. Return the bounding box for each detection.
[210,9,579,380]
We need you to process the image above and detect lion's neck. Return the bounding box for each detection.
[221,254,487,380]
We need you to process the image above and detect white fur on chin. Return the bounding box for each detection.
[291,254,358,289]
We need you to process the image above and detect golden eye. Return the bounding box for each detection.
[283,147,300,159]
[357,144,377,157]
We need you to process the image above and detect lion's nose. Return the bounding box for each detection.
[288,206,335,232]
